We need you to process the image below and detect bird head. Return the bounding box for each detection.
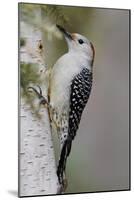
[56,24,95,66]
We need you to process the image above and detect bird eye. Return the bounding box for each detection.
[78,39,84,44]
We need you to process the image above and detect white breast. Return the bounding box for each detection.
[50,52,90,114]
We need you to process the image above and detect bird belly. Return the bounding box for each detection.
[50,70,70,114]
[50,54,81,113]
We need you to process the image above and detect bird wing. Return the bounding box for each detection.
[68,68,93,140]
[57,68,93,184]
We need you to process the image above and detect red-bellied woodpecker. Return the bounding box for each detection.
[49,25,95,187]
[29,25,95,190]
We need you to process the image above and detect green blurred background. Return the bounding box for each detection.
[20,3,130,194]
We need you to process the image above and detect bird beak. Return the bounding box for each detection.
[56,24,73,40]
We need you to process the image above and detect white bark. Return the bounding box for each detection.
[19,10,60,196]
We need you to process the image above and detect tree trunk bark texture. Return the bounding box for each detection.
[19,11,59,196]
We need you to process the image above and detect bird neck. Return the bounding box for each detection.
[67,50,92,70]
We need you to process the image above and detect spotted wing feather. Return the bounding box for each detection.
[68,68,92,140]
[57,68,92,184]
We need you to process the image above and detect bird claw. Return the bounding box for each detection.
[28,85,48,106]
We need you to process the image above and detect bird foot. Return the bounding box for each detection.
[28,85,48,106]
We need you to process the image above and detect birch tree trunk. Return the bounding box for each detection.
[19,8,60,196]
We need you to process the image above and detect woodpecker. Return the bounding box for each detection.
[49,25,95,187]
[29,25,95,189]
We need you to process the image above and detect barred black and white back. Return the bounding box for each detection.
[69,67,92,140]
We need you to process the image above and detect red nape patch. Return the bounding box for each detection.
[90,42,95,66]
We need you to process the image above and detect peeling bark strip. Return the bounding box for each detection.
[19,7,60,196]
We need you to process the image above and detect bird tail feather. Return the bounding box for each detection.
[57,136,72,184]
